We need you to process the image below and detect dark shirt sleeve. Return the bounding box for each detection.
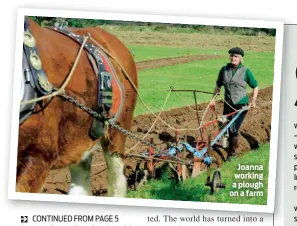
[245,68,258,88]
[216,67,225,87]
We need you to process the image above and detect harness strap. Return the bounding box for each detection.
[20,17,54,125]
[20,51,38,124]
[21,20,125,141]
[23,18,53,96]
[50,24,113,114]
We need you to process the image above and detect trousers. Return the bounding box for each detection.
[223,102,248,138]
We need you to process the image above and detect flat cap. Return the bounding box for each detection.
[228,47,244,57]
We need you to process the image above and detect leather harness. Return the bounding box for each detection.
[21,18,122,140]
[50,24,113,113]
[21,18,52,124]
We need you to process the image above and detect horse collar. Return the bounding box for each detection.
[20,18,54,125]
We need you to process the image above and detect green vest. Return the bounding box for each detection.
[222,66,247,105]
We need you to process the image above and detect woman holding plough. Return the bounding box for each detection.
[210,47,258,161]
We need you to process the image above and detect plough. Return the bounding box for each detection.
[125,87,248,194]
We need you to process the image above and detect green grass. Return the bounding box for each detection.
[134,51,274,116]
[128,45,226,62]
[127,143,270,205]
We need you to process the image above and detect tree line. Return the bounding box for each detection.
[29,16,276,36]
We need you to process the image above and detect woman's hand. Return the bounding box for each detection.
[249,87,258,109]
[210,99,216,107]
[210,86,220,108]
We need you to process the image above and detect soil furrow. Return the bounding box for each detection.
[136,54,223,71]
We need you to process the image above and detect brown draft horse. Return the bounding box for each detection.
[17,18,138,197]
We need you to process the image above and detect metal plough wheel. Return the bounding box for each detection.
[134,169,142,190]
[134,162,147,190]
[211,170,223,194]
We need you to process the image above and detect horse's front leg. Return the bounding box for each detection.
[68,150,93,196]
[16,149,55,193]
[101,135,127,197]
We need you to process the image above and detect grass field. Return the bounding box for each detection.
[128,45,226,62]
[133,46,274,115]
[126,143,269,205]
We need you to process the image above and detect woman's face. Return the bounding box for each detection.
[229,54,241,66]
